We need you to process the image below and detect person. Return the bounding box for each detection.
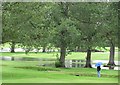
[97,66,101,77]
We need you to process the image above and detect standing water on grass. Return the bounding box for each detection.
[0,56,120,70]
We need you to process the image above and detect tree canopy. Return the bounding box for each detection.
[2,2,118,67]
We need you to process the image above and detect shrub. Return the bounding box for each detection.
[55,53,62,68]
[55,61,62,68]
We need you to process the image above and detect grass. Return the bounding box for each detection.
[1,52,118,60]
[1,61,119,83]
[1,45,119,83]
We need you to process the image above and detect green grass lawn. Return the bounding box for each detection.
[1,61,119,83]
[1,52,118,60]
[1,47,119,83]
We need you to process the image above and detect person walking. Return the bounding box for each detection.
[97,66,101,77]
[95,62,102,78]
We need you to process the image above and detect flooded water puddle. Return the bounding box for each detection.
[0,56,120,70]
[0,56,55,61]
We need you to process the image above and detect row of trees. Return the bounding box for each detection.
[2,2,118,68]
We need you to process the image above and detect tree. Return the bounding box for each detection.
[99,3,118,66]
[3,2,118,67]
[2,2,23,53]
[107,3,118,66]
[50,2,80,67]
[69,3,105,68]
[2,2,52,53]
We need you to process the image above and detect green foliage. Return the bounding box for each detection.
[2,2,118,66]
[52,18,79,48]
[2,2,118,48]
[97,3,118,47]
[55,53,62,67]
[3,2,118,47]
[55,61,62,68]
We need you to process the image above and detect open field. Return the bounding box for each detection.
[1,61,118,83]
[1,52,118,60]
[1,45,119,83]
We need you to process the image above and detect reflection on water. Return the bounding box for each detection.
[65,60,85,68]
[0,56,119,70]
[92,64,120,70]
[109,66,114,70]
[0,56,55,61]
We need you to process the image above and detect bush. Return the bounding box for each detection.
[55,53,62,68]
[55,61,62,68]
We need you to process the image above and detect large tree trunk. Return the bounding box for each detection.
[84,48,92,68]
[107,42,115,66]
[25,48,30,55]
[10,41,15,53]
[59,46,66,67]
[42,46,46,53]
[76,46,81,52]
